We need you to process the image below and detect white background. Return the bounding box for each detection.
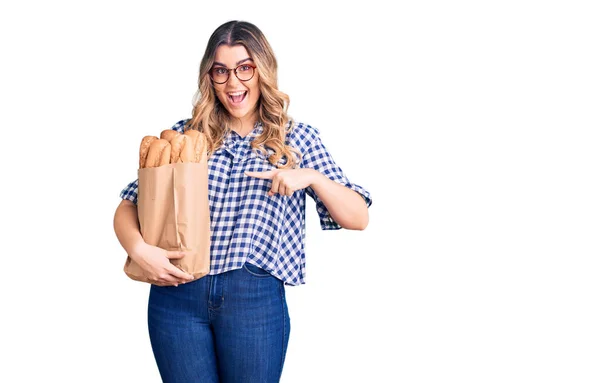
[1,1,599,382]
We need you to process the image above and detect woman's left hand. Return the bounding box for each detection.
[245,168,319,196]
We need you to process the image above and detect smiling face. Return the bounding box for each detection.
[211,44,261,126]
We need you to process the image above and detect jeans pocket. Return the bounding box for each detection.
[243,262,272,277]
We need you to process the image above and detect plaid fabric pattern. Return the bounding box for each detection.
[119,119,372,285]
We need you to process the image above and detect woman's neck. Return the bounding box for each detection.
[230,115,258,137]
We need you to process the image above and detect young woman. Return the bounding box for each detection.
[114,20,372,383]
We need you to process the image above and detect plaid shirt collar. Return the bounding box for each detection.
[214,122,264,160]
[223,122,263,146]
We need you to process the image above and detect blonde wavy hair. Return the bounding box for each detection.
[184,20,302,169]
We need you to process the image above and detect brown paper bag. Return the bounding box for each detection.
[123,161,211,282]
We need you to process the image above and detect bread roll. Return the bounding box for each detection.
[139,136,158,169]
[160,129,180,142]
[145,139,171,168]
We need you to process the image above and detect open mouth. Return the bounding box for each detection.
[228,91,247,104]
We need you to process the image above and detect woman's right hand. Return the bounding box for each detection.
[129,242,195,286]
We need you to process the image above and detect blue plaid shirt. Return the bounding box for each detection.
[120,119,372,285]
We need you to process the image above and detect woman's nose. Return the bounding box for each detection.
[226,71,242,86]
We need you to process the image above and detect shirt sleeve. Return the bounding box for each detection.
[119,178,139,205]
[302,131,373,230]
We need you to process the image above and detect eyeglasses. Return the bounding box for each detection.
[209,64,257,84]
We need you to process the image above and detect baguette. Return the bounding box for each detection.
[159,143,171,166]
[145,139,171,168]
[197,133,207,162]
[179,135,196,162]
[183,130,206,163]
[183,129,199,142]
[160,130,180,142]
[139,136,158,169]
[169,134,187,163]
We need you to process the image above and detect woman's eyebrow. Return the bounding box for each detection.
[213,58,253,67]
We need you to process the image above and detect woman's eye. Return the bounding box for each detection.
[214,68,227,75]
[239,65,250,72]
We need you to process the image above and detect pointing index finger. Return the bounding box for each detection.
[245,170,275,179]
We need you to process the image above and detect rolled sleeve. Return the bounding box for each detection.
[302,131,372,230]
[119,178,139,205]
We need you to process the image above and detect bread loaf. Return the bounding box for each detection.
[139,136,158,169]
[197,133,207,162]
[179,135,196,162]
[158,142,171,166]
[145,139,171,168]
[183,130,206,163]
[139,129,205,168]
[169,134,187,163]
[160,130,180,142]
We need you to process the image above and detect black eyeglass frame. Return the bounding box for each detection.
[209,64,257,84]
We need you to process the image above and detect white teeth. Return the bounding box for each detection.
[228,91,246,96]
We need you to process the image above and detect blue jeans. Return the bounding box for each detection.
[147,262,291,383]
